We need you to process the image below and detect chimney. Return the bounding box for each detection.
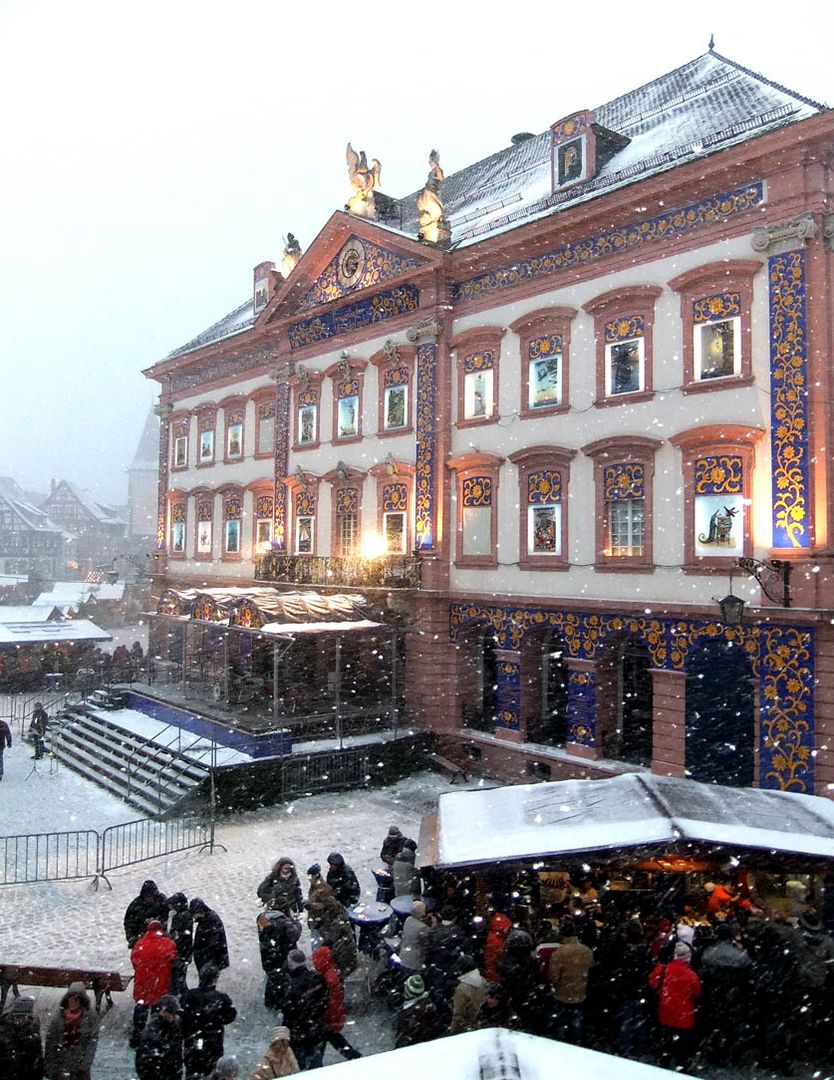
[253,261,280,315]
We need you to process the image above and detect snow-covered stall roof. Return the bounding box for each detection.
[312,1027,690,1079]
[157,586,374,628]
[422,773,834,870]
[0,605,62,624]
[0,619,112,646]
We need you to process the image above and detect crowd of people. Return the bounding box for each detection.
[0,640,145,694]
[3,825,834,1077]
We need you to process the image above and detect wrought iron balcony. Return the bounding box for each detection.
[255,552,422,590]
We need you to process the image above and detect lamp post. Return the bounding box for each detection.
[715,572,745,627]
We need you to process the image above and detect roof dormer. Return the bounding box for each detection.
[550,110,630,193]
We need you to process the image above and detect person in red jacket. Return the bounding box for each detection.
[312,946,361,1060]
[484,912,512,983]
[649,940,702,1071]
[130,919,179,1048]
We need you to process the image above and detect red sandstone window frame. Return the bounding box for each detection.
[286,473,320,556]
[369,460,415,555]
[508,445,576,571]
[250,389,277,460]
[326,358,368,446]
[447,452,503,569]
[510,307,577,420]
[290,369,323,453]
[220,487,244,561]
[323,465,367,557]
[195,406,218,468]
[193,490,215,562]
[669,424,764,571]
[370,345,416,438]
[220,397,246,464]
[581,435,662,572]
[583,286,662,408]
[248,481,275,557]
[667,260,762,393]
[452,327,504,429]
[168,495,188,559]
[170,413,191,472]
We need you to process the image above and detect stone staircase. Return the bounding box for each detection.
[48,696,211,818]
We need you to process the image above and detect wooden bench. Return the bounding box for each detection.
[426,752,469,784]
[0,964,132,1013]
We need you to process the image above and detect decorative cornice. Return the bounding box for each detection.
[407,317,443,344]
[751,213,817,252]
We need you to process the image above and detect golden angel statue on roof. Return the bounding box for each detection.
[346,143,381,219]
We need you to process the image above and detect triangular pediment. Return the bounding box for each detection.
[259,213,438,328]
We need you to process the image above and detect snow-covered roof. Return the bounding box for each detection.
[37,582,98,604]
[312,1027,690,1079]
[163,296,256,361]
[0,618,112,645]
[49,481,126,528]
[259,617,382,637]
[0,605,62,624]
[0,478,64,535]
[423,773,834,870]
[158,586,373,626]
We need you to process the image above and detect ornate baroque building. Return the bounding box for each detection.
[145,49,834,794]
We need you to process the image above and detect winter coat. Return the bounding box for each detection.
[181,985,236,1077]
[257,909,302,973]
[400,914,429,971]
[547,936,595,1004]
[794,923,834,991]
[124,881,169,947]
[135,1012,183,1080]
[450,969,488,1034]
[394,995,445,1048]
[326,860,361,908]
[44,991,99,1080]
[250,1042,300,1078]
[425,921,465,982]
[313,946,345,1034]
[392,848,419,897]
[167,894,193,964]
[499,930,538,1008]
[192,907,230,973]
[484,913,512,982]
[649,958,702,1030]
[380,830,405,866]
[307,891,358,980]
[257,859,303,913]
[131,928,179,1004]
[281,967,329,1052]
[0,1012,44,1080]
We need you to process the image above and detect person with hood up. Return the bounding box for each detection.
[649,939,702,1071]
[547,916,595,1045]
[394,973,445,1048]
[392,838,420,897]
[135,995,182,1080]
[280,951,329,1071]
[167,892,193,997]
[312,946,362,1060]
[305,884,358,981]
[380,825,406,867]
[483,912,512,982]
[190,899,230,974]
[125,880,169,948]
[0,995,44,1079]
[257,904,301,974]
[180,964,236,1080]
[131,919,179,1047]
[257,858,303,914]
[250,1026,299,1078]
[449,954,487,1035]
[699,921,753,1065]
[44,981,99,1080]
[325,852,361,908]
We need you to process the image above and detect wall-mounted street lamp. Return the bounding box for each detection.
[716,576,746,627]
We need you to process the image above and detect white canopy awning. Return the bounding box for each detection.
[258,618,383,637]
[0,619,112,646]
[421,773,834,870]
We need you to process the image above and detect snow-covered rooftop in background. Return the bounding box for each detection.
[426,773,834,869]
[0,618,111,645]
[0,605,61,624]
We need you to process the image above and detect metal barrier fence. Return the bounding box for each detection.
[0,816,210,889]
[279,748,370,799]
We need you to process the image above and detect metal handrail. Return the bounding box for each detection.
[125,722,183,803]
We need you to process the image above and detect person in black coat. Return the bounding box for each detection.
[125,880,169,948]
[380,826,406,867]
[326,852,361,908]
[190,899,229,974]
[168,892,193,997]
[257,906,302,973]
[256,858,303,913]
[0,996,44,1080]
[135,996,183,1080]
[424,906,465,1006]
[281,950,329,1071]
[180,965,236,1080]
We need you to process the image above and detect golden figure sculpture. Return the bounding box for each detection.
[346,143,381,219]
[281,233,302,278]
[417,149,450,245]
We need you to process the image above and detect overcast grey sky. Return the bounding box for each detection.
[1,0,832,506]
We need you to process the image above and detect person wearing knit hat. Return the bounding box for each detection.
[674,940,692,961]
[325,851,361,908]
[135,991,182,1080]
[286,949,308,971]
[380,825,406,867]
[250,1027,299,1078]
[395,971,444,1048]
[0,995,43,1080]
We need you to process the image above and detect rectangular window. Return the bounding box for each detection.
[199,429,214,462]
[298,404,317,445]
[174,436,188,467]
[462,505,492,556]
[463,368,493,420]
[528,355,561,409]
[257,408,275,454]
[225,519,240,553]
[339,513,358,556]
[694,317,740,381]
[337,396,359,439]
[383,511,406,554]
[608,499,644,557]
[528,504,561,555]
[296,516,314,554]
[256,518,273,550]
[171,521,185,552]
[695,494,743,557]
[605,338,644,396]
[384,385,407,430]
[226,421,243,458]
[197,521,212,554]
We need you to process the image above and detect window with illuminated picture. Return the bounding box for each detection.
[583,286,661,407]
[222,491,242,558]
[509,446,575,570]
[511,308,576,420]
[452,327,504,427]
[169,500,187,556]
[582,436,661,570]
[223,402,244,461]
[195,494,214,560]
[171,415,190,470]
[254,494,274,552]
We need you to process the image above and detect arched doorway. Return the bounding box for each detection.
[599,636,653,766]
[685,638,754,786]
[523,629,568,746]
[461,629,499,732]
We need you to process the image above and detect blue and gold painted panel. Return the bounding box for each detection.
[693,292,741,324]
[528,470,562,504]
[604,463,644,501]
[273,381,289,549]
[694,456,743,496]
[462,350,495,373]
[450,604,815,792]
[415,343,437,549]
[770,251,809,549]
[288,285,419,350]
[383,483,408,513]
[605,315,644,343]
[567,670,596,746]
[529,334,562,360]
[295,237,422,312]
[452,183,765,305]
[496,659,521,730]
[296,491,317,517]
[462,476,492,508]
[336,487,358,515]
